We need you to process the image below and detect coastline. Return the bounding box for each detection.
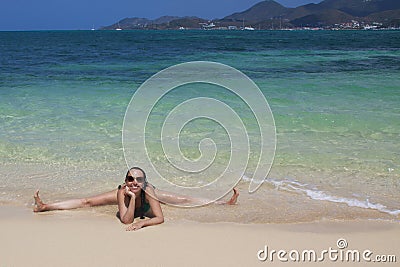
[1,160,398,224]
[1,205,399,266]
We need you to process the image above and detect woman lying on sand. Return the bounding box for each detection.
[33,167,239,230]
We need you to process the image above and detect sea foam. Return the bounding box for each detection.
[242,175,400,216]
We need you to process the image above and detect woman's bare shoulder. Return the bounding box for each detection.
[145,184,155,193]
[145,184,158,199]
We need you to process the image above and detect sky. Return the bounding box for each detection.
[0,0,320,31]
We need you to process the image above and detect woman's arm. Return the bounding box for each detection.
[117,186,136,224]
[126,186,164,231]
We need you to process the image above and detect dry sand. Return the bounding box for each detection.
[0,205,399,267]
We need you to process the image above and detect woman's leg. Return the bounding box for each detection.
[33,189,118,212]
[153,188,239,205]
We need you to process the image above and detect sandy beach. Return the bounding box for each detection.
[0,205,398,267]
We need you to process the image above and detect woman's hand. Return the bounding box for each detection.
[126,221,145,231]
[124,186,136,197]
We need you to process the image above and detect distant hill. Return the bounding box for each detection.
[222,0,290,22]
[101,16,181,30]
[154,17,208,30]
[220,0,400,27]
[152,16,182,24]
[290,9,355,27]
[100,0,400,29]
[364,9,400,25]
[318,0,400,17]
[284,4,325,21]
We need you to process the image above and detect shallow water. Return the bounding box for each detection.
[0,30,399,222]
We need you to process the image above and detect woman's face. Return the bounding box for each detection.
[125,169,145,195]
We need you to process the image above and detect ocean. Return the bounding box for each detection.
[0,30,399,223]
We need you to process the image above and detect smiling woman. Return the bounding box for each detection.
[116,167,164,230]
[33,167,239,230]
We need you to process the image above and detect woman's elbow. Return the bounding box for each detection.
[153,215,164,225]
[120,218,134,225]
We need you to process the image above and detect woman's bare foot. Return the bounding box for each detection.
[33,190,46,212]
[226,188,239,205]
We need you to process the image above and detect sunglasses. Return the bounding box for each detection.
[125,176,145,183]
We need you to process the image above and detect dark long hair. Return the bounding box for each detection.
[126,167,148,219]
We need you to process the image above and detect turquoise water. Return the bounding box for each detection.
[0,30,399,222]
